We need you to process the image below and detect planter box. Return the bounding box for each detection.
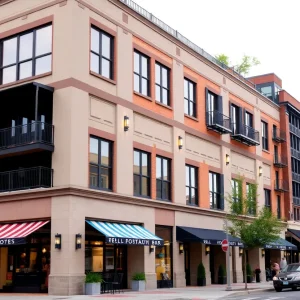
[218,277,227,285]
[85,283,101,295]
[197,278,206,286]
[132,280,145,291]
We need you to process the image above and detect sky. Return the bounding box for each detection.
[133,0,300,100]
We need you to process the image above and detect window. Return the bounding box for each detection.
[155,62,170,105]
[89,137,112,190]
[259,85,272,99]
[90,26,114,79]
[245,111,253,128]
[265,189,271,209]
[277,195,281,219]
[261,121,268,150]
[185,165,198,205]
[133,150,150,197]
[231,179,242,213]
[0,24,52,85]
[246,183,256,215]
[156,156,171,201]
[134,51,150,96]
[184,78,196,117]
[209,172,222,210]
[230,104,240,134]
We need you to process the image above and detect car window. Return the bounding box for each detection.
[285,265,300,272]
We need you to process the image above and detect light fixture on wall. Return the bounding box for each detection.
[239,248,244,256]
[42,248,47,254]
[124,116,129,131]
[55,233,62,249]
[178,136,183,150]
[226,154,230,165]
[259,166,263,177]
[75,234,82,250]
[205,245,210,255]
[179,243,184,254]
[261,249,265,257]
[149,245,155,253]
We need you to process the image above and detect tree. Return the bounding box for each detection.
[215,54,260,76]
[226,176,283,290]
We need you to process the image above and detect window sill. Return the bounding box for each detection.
[262,149,270,154]
[90,71,116,85]
[134,194,151,199]
[187,203,199,207]
[90,186,112,192]
[155,101,173,110]
[184,114,199,122]
[210,207,224,211]
[156,198,171,202]
[134,91,152,102]
[0,72,52,89]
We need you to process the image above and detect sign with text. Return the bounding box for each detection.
[106,237,163,246]
[0,238,26,246]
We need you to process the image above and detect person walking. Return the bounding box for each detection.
[280,257,287,270]
[273,262,280,276]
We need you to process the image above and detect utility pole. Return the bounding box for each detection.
[225,219,232,291]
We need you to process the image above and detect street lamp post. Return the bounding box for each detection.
[225,219,232,291]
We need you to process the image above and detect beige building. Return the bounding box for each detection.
[0,0,297,295]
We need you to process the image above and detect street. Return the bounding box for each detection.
[224,289,300,300]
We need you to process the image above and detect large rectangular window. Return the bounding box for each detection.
[277,195,281,219]
[90,26,114,79]
[184,78,196,117]
[265,189,271,209]
[156,156,171,201]
[209,172,222,210]
[246,183,256,215]
[261,121,268,150]
[231,179,242,213]
[230,104,240,134]
[134,51,150,96]
[155,62,170,106]
[185,165,198,205]
[89,137,112,190]
[0,24,52,85]
[133,150,150,197]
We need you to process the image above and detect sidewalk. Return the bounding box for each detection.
[0,282,274,300]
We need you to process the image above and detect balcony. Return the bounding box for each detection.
[231,124,260,146]
[0,167,53,193]
[0,122,54,157]
[206,111,232,134]
[272,129,286,143]
[290,124,300,137]
[294,197,300,206]
[274,179,289,192]
[293,172,300,182]
[274,155,288,168]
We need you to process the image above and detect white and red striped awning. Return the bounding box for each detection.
[0,221,49,246]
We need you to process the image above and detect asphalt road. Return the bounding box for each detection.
[223,288,300,300]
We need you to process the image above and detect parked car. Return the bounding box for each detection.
[273,263,300,292]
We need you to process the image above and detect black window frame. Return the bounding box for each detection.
[133,50,150,97]
[277,195,281,219]
[155,62,170,106]
[89,136,113,191]
[90,25,114,80]
[133,149,151,198]
[0,23,52,85]
[209,172,222,210]
[156,156,171,201]
[184,78,196,117]
[261,121,269,151]
[246,182,256,215]
[185,165,198,206]
[265,189,271,209]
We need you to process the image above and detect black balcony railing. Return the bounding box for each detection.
[294,197,300,206]
[0,167,53,193]
[272,128,286,143]
[206,111,232,134]
[0,122,54,150]
[293,172,300,182]
[274,179,289,192]
[231,123,260,146]
[274,155,288,168]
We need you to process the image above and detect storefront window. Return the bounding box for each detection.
[155,226,173,284]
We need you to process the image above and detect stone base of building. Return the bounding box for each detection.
[145,272,157,290]
[48,274,85,295]
[174,271,186,287]
[234,270,244,283]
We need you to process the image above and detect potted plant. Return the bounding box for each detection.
[218,265,227,284]
[197,262,206,286]
[85,272,103,295]
[246,263,252,283]
[254,267,261,283]
[131,272,146,291]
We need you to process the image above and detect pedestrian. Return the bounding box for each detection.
[280,256,287,270]
[273,262,280,276]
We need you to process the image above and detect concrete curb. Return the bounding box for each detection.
[230,287,274,296]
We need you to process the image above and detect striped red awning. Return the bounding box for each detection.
[0,221,49,246]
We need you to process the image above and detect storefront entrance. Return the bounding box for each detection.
[0,221,50,293]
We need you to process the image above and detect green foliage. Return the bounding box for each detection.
[132,272,146,281]
[197,262,206,279]
[246,264,252,276]
[85,272,103,283]
[218,265,226,277]
[227,176,283,249]
[215,54,230,66]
